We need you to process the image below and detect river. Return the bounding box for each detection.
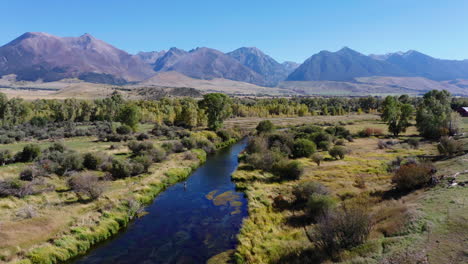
[71,140,248,264]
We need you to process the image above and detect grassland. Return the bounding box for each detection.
[231,115,468,264]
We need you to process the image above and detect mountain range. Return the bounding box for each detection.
[1,32,468,96]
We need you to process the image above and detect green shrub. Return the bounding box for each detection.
[318,140,331,151]
[256,120,275,134]
[274,160,304,181]
[110,159,131,179]
[292,139,316,158]
[83,153,103,170]
[306,194,336,218]
[15,144,41,162]
[133,155,152,172]
[329,146,347,160]
[116,125,133,135]
[246,151,283,171]
[0,149,12,165]
[293,181,329,205]
[311,153,324,166]
[407,138,419,149]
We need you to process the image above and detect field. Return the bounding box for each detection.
[231,115,468,264]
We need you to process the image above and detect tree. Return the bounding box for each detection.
[118,104,140,132]
[199,93,232,130]
[416,90,452,139]
[381,96,414,136]
[311,153,324,166]
[292,139,316,158]
[329,146,346,160]
[256,120,275,134]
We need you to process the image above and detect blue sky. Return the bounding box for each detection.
[2,0,468,63]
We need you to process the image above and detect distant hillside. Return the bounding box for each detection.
[287,47,468,83]
[0,32,155,83]
[287,47,407,81]
[227,47,295,86]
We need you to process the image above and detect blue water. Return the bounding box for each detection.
[72,140,248,264]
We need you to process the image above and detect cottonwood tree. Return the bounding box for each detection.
[416,90,452,139]
[381,96,414,137]
[199,93,232,130]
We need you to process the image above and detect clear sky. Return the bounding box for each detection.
[2,0,468,63]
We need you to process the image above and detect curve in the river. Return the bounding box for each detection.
[71,140,248,264]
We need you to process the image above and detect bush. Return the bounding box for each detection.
[306,194,336,219]
[15,144,41,162]
[437,136,463,156]
[136,133,150,141]
[274,160,304,181]
[128,140,154,155]
[246,151,283,171]
[68,173,103,200]
[318,140,331,151]
[0,149,12,165]
[57,152,83,175]
[311,205,373,258]
[133,155,152,172]
[292,139,316,158]
[19,166,44,181]
[359,127,384,137]
[392,162,435,191]
[293,181,329,205]
[83,152,103,170]
[116,125,133,135]
[329,146,346,160]
[146,146,167,162]
[256,120,275,134]
[334,139,345,146]
[311,153,324,166]
[110,159,131,179]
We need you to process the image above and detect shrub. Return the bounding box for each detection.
[437,136,463,156]
[256,120,275,134]
[335,139,345,146]
[306,194,336,219]
[292,139,316,158]
[318,140,331,151]
[133,155,152,172]
[116,125,133,135]
[274,160,304,181]
[58,152,83,175]
[48,142,66,153]
[246,151,283,171]
[146,146,167,162]
[293,181,329,205]
[136,133,150,141]
[360,127,383,137]
[68,173,103,200]
[110,159,131,179]
[19,166,44,181]
[128,140,154,156]
[392,162,435,191]
[346,135,354,142]
[0,149,12,165]
[83,152,103,170]
[16,205,38,219]
[16,144,41,162]
[329,146,346,160]
[311,153,324,166]
[311,205,373,258]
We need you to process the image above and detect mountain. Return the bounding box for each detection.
[227,47,292,86]
[0,32,155,84]
[287,47,407,81]
[159,47,267,86]
[282,61,300,74]
[135,50,167,64]
[153,47,188,71]
[384,50,468,81]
